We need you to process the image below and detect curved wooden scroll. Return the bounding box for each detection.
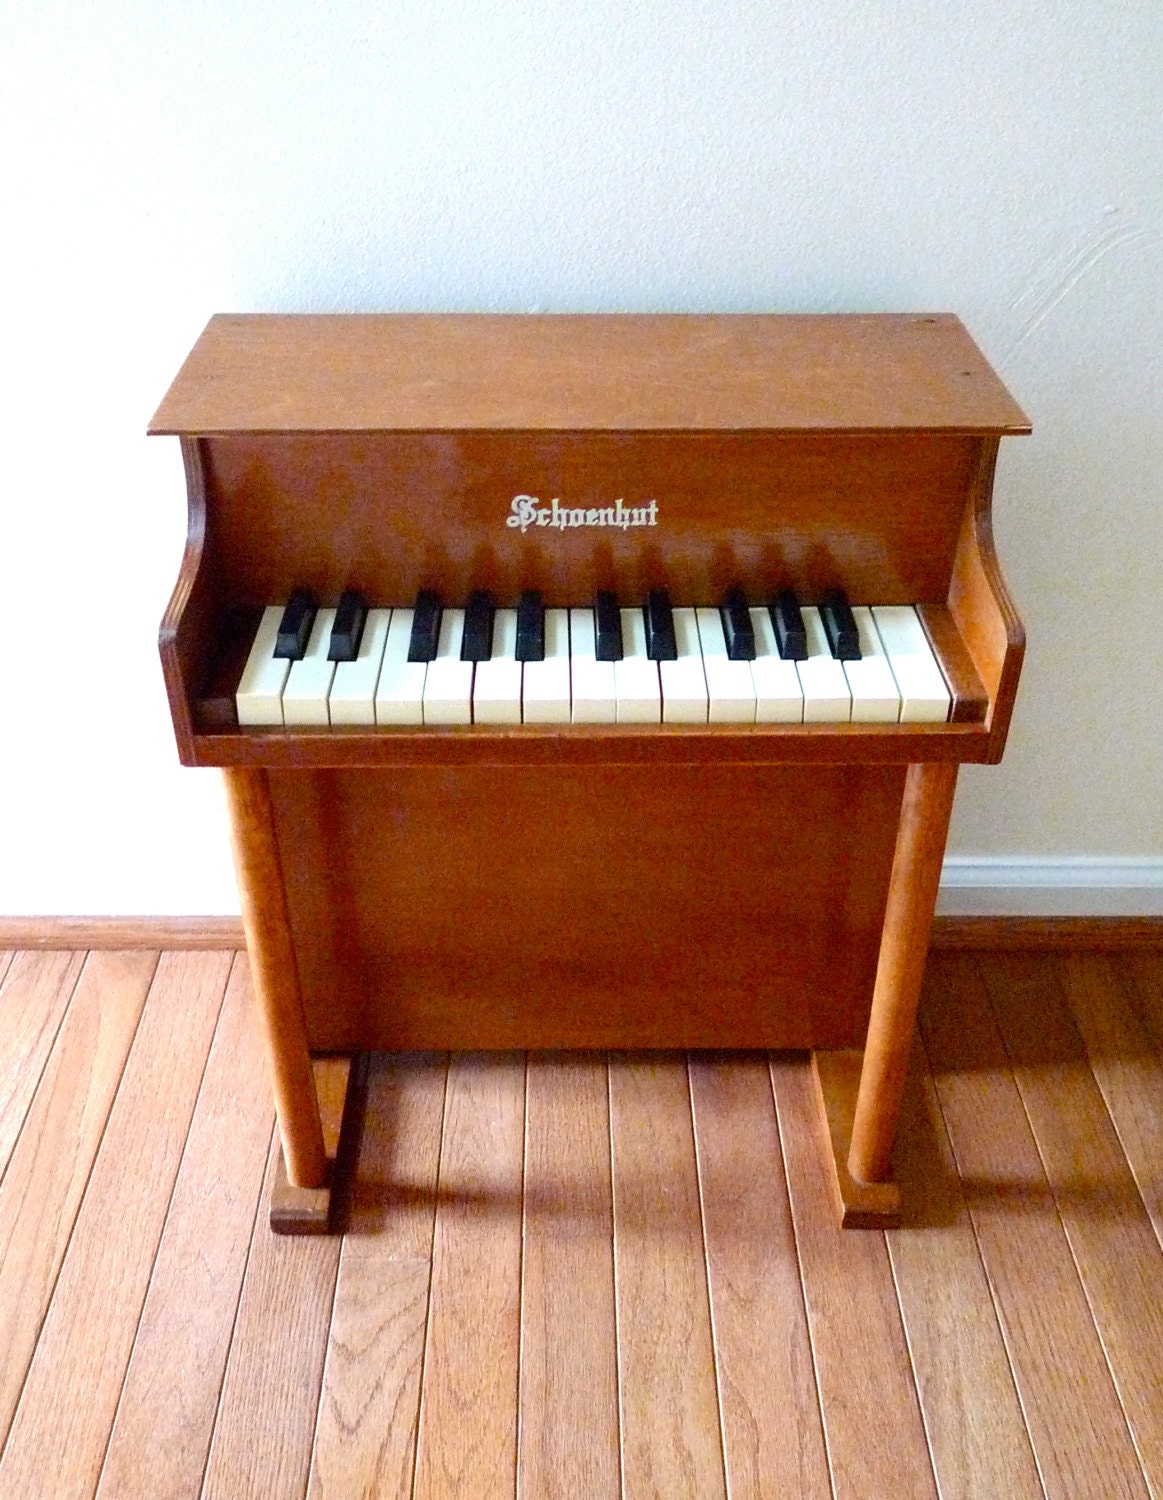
[158,436,219,765]
[948,437,1026,762]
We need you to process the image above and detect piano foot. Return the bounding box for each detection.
[270,1053,366,1234]
[811,1050,902,1229]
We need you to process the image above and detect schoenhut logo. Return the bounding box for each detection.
[506,494,660,533]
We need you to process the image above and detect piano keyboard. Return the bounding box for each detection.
[235,590,952,728]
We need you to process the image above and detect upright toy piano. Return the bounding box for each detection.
[150,314,1028,1230]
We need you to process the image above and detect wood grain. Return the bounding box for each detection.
[0,952,155,1450]
[948,439,1026,761]
[0,951,230,1500]
[688,1055,830,1500]
[96,955,273,1500]
[519,1054,620,1500]
[1117,950,1163,1042]
[224,767,325,1187]
[277,763,904,1055]
[0,950,86,1181]
[411,1054,525,1500]
[609,1054,726,1500]
[919,952,1149,1500]
[770,1054,938,1500]
[0,918,245,951]
[850,759,958,1183]
[0,952,12,988]
[1060,954,1163,1252]
[931,916,1163,950]
[200,1133,342,1500]
[886,1033,1042,1499]
[3,914,1156,955]
[981,952,1163,1493]
[308,1053,448,1500]
[150,313,1030,434]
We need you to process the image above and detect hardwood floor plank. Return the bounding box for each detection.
[0,951,231,1500]
[1061,954,1163,1245]
[519,1053,620,1500]
[688,1054,830,1500]
[1118,953,1163,1043]
[981,952,1163,1495]
[609,1053,726,1500]
[770,1053,938,1500]
[0,950,86,1183]
[0,951,156,1452]
[200,1131,341,1500]
[96,955,273,1500]
[412,1053,525,1500]
[920,952,1149,1500]
[887,1033,1043,1500]
[307,1053,448,1500]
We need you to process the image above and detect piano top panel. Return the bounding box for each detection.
[149,313,1030,437]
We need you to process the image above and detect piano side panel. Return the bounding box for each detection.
[270,762,907,1052]
[199,430,980,610]
[948,438,1026,761]
[159,437,224,764]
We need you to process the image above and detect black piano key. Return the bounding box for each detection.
[770,589,807,661]
[644,589,678,661]
[594,590,622,661]
[274,589,316,660]
[820,588,861,660]
[328,589,368,662]
[407,589,442,662]
[720,587,755,661]
[461,589,495,661]
[515,590,545,662]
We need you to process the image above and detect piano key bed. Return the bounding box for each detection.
[227,588,977,731]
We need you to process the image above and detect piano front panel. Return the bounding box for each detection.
[201,428,981,609]
[273,760,908,1053]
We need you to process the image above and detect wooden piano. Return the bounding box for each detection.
[150,313,1028,1231]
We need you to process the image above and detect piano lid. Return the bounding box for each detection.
[148,313,1031,437]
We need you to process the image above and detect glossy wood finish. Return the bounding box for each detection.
[152,314,1029,1225]
[2,947,1160,1498]
[222,766,325,1188]
[272,763,904,1052]
[812,1049,902,1226]
[150,314,1031,434]
[0,952,230,1499]
[269,1055,356,1234]
[848,760,958,1183]
[9,912,1160,952]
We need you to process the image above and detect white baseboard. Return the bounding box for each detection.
[937,858,1163,917]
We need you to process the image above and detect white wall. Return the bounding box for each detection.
[1,0,1160,916]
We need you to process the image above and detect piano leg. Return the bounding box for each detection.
[224,767,355,1233]
[812,760,958,1227]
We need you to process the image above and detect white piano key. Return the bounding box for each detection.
[696,608,755,723]
[660,606,708,723]
[374,608,427,725]
[615,608,661,723]
[872,606,951,723]
[281,608,337,726]
[749,606,803,723]
[570,607,616,723]
[328,607,391,726]
[473,608,522,725]
[797,607,851,723]
[843,606,901,724]
[423,608,473,724]
[523,608,571,723]
[236,605,291,726]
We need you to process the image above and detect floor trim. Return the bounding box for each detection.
[2,914,1161,952]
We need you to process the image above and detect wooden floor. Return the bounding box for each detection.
[0,948,1160,1499]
